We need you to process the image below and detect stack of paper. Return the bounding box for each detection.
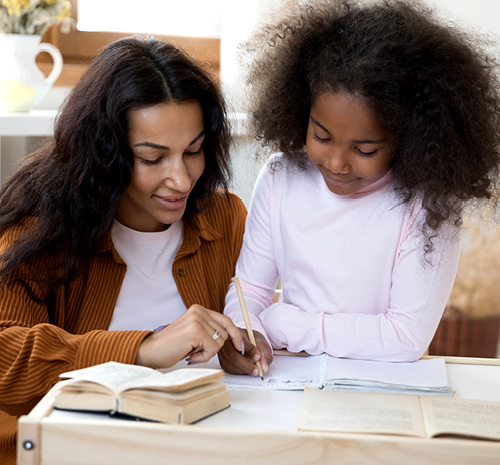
[320,357,455,396]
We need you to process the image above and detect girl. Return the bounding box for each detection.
[0,36,245,463]
[219,0,500,376]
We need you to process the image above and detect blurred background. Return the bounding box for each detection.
[4,0,500,204]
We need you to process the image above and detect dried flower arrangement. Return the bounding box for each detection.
[0,0,73,35]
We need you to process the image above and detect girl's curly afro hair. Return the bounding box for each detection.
[241,0,500,254]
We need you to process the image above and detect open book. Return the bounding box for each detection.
[298,388,500,440]
[195,354,454,395]
[54,362,229,424]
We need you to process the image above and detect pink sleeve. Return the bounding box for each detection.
[224,165,278,344]
[259,233,460,362]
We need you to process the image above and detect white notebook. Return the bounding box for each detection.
[167,354,454,396]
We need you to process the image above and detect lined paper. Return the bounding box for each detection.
[323,357,450,387]
[201,355,322,390]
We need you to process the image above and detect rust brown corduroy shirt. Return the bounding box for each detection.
[0,192,246,465]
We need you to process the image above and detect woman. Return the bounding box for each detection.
[0,36,246,463]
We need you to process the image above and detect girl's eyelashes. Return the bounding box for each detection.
[312,132,379,157]
[355,148,378,157]
[312,132,330,143]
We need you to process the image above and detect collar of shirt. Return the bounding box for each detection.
[100,204,221,264]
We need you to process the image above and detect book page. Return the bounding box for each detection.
[61,363,223,393]
[170,355,322,390]
[323,357,451,390]
[60,362,162,393]
[421,396,500,440]
[124,368,223,392]
[298,389,427,437]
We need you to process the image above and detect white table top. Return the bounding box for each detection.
[46,362,500,431]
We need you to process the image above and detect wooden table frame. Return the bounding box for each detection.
[18,357,500,465]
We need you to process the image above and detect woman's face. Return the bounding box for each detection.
[116,101,205,232]
[306,91,392,196]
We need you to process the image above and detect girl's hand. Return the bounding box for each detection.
[135,305,243,369]
[218,328,273,376]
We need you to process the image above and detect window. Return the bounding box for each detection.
[40,0,221,86]
[78,0,221,38]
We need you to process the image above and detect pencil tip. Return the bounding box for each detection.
[260,376,264,381]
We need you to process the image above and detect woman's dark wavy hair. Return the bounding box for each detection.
[242,0,500,253]
[0,35,231,305]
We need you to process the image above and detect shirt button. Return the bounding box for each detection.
[178,269,186,277]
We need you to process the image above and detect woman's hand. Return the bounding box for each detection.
[135,305,243,369]
[218,328,273,377]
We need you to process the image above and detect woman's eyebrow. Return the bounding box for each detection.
[188,130,205,146]
[133,141,169,149]
[133,130,205,150]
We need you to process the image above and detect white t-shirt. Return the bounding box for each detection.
[108,220,186,331]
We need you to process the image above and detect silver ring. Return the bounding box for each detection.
[212,330,221,341]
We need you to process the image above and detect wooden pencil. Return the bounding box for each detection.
[234,277,264,380]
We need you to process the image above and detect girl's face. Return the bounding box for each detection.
[116,101,205,232]
[306,92,392,196]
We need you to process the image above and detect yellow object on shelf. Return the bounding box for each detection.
[0,79,37,112]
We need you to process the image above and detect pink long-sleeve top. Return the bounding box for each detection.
[224,156,460,362]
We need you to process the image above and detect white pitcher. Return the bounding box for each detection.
[0,33,63,112]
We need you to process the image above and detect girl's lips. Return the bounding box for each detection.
[153,194,188,210]
[325,173,356,187]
